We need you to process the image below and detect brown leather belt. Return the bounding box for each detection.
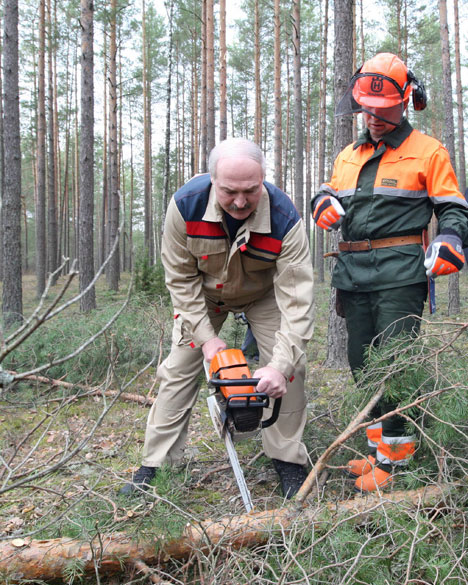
[338,234,422,252]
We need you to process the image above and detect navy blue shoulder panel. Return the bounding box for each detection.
[264,181,301,239]
[174,174,212,221]
[173,175,300,239]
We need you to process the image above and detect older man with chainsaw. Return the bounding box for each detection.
[312,53,468,493]
[121,137,314,499]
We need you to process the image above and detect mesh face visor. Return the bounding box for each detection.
[336,72,410,126]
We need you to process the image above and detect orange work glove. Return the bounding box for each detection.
[312,195,345,231]
[424,233,465,277]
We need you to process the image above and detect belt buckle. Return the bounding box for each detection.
[365,239,372,251]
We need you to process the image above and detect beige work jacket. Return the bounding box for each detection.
[161,182,314,379]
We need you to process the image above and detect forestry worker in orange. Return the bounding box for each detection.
[121,137,315,500]
[312,53,468,492]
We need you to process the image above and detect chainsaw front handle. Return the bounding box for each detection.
[209,378,282,429]
[208,377,261,387]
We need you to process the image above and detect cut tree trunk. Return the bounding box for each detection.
[0,485,448,582]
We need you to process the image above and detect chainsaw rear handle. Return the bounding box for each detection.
[209,378,282,429]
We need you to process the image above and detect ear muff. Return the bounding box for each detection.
[407,70,427,111]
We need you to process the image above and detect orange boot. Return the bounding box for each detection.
[346,455,376,477]
[354,467,392,492]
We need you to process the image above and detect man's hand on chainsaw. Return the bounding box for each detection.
[254,366,287,399]
[202,336,227,362]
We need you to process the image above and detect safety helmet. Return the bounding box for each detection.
[352,53,412,109]
[336,52,426,127]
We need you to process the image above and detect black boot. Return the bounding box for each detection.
[272,459,308,499]
[119,465,156,496]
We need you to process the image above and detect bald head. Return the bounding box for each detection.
[208,138,266,179]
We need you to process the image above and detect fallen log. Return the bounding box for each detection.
[0,484,448,583]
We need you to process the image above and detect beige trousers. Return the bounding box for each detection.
[142,289,308,467]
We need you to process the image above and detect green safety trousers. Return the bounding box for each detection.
[340,282,427,468]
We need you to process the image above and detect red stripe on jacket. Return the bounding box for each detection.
[249,233,282,254]
[186,221,226,238]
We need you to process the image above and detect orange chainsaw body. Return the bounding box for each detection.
[209,349,257,402]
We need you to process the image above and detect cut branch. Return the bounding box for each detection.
[3,371,156,405]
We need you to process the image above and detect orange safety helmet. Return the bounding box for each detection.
[352,53,412,109]
[335,52,426,126]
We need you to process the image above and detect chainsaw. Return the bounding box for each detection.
[206,348,281,512]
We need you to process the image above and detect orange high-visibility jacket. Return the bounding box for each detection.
[314,119,468,292]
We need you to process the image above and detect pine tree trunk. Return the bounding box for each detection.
[438,0,456,169]
[206,0,215,155]
[79,0,96,312]
[128,107,135,271]
[200,0,207,172]
[142,0,154,262]
[107,0,119,291]
[292,0,304,217]
[163,0,174,227]
[0,14,5,283]
[254,0,261,145]
[273,0,283,189]
[100,33,108,269]
[191,49,199,175]
[36,0,47,298]
[453,0,466,194]
[47,0,58,284]
[325,0,354,369]
[219,0,227,141]
[0,486,446,583]
[2,0,23,326]
[305,59,312,243]
[316,0,329,282]
[439,0,460,315]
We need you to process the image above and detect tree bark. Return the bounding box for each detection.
[273,0,283,189]
[325,0,354,369]
[205,0,215,156]
[316,0,329,282]
[36,0,47,298]
[107,0,120,291]
[292,0,304,217]
[438,0,456,169]
[47,0,58,284]
[453,0,466,194]
[438,0,460,315]
[254,0,261,145]
[162,0,175,227]
[100,32,108,268]
[199,0,207,172]
[142,0,154,263]
[219,0,227,141]
[1,0,23,326]
[79,0,96,312]
[0,13,4,283]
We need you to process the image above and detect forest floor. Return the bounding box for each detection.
[1,269,468,583]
